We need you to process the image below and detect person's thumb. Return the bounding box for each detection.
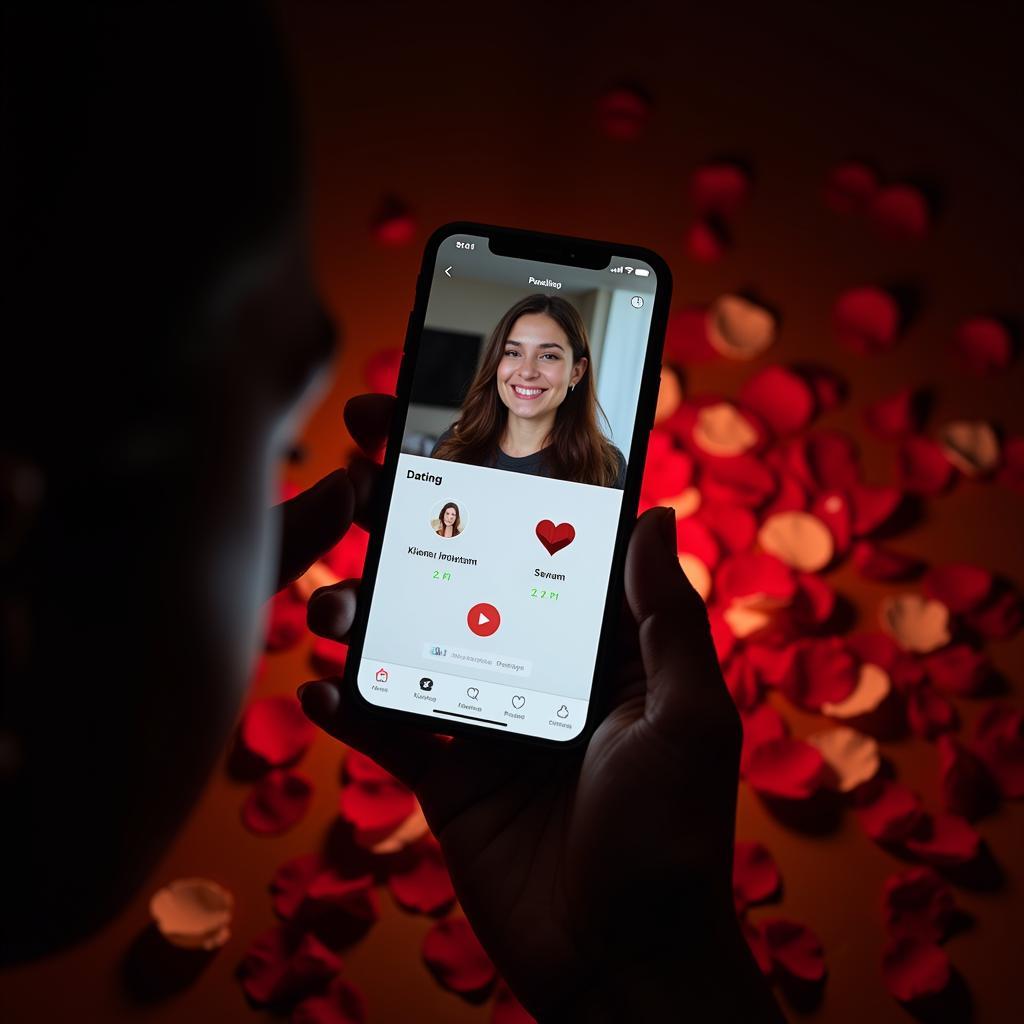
[625,507,731,737]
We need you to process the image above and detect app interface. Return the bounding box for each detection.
[358,232,658,741]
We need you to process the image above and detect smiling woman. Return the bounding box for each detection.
[430,294,626,487]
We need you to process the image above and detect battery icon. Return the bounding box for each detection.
[634,267,650,277]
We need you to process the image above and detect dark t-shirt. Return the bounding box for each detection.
[430,427,627,488]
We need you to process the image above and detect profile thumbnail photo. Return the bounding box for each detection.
[401,276,650,489]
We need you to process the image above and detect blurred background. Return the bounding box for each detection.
[3,1,1022,1021]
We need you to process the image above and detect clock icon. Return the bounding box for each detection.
[630,295,644,309]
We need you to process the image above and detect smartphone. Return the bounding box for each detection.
[344,222,671,748]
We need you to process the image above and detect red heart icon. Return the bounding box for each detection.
[536,520,575,556]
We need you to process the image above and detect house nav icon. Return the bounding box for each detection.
[375,668,389,684]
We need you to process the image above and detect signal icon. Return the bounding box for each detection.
[609,266,624,274]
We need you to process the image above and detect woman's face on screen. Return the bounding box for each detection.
[443,506,457,526]
[496,313,586,421]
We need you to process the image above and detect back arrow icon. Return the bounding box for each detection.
[444,266,453,277]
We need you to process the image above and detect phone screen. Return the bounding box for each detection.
[353,227,666,743]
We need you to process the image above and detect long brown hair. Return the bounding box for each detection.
[432,294,621,486]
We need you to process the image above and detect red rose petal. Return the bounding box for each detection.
[686,218,729,263]
[387,839,456,915]
[311,637,348,676]
[937,735,999,820]
[240,696,316,767]
[304,870,377,922]
[792,572,836,628]
[339,778,416,834]
[855,781,924,843]
[292,977,367,1024]
[906,686,958,740]
[745,643,799,689]
[852,540,925,582]
[492,982,537,1024]
[364,348,402,395]
[724,652,761,711]
[996,435,1024,493]
[271,853,323,920]
[954,316,1014,375]
[642,440,694,501]
[904,812,981,866]
[743,919,774,976]
[871,184,931,241]
[824,161,880,214]
[761,472,809,517]
[834,287,901,355]
[716,552,796,607]
[809,491,852,557]
[864,387,922,439]
[847,632,900,671]
[739,703,789,774]
[881,937,951,1002]
[422,918,496,994]
[882,866,955,943]
[897,437,956,496]
[806,431,861,491]
[344,749,398,784]
[733,841,781,909]
[746,737,828,800]
[596,84,651,140]
[701,455,776,507]
[691,162,751,217]
[849,484,903,536]
[664,307,717,364]
[923,564,993,615]
[923,644,990,696]
[676,516,720,569]
[964,582,1024,640]
[697,501,758,553]
[239,927,342,1007]
[762,918,826,983]
[739,365,815,436]
[793,363,848,413]
[266,590,308,652]
[370,197,415,246]
[973,704,1024,798]
[784,638,857,711]
[242,770,314,836]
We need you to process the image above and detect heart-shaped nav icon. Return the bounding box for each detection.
[466,687,480,700]
[535,519,575,556]
[512,695,526,710]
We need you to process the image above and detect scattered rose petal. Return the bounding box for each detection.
[304,870,377,923]
[973,705,1024,798]
[740,703,789,774]
[784,638,857,711]
[492,982,537,1024]
[596,84,651,140]
[938,420,1000,476]
[150,878,233,951]
[964,581,1024,640]
[311,637,348,675]
[271,854,323,920]
[364,348,402,395]
[822,663,891,719]
[746,643,800,689]
[809,491,852,557]
[954,316,1014,375]
[762,919,826,983]
[654,364,683,424]
[758,511,834,572]
[806,726,880,792]
[824,161,880,214]
[870,184,931,241]
[846,632,901,671]
[997,435,1024,492]
[881,937,951,1002]
[370,197,415,246]
[387,839,456,915]
[707,294,777,360]
[745,737,828,800]
[422,917,496,994]
[370,803,432,855]
[701,454,776,507]
[240,696,316,768]
[691,162,751,216]
[242,770,314,836]
[709,608,737,664]
[880,594,951,653]
[641,433,694,500]
[692,402,761,456]
[292,977,367,1024]
[923,644,990,696]
[855,781,924,843]
[716,552,796,607]
[852,541,926,581]
[805,431,862,491]
[864,387,923,439]
[725,652,761,710]
[345,749,398,784]
[793,363,848,413]
[686,218,730,262]
[733,841,781,908]
[698,501,758,553]
[723,603,773,638]
[791,572,836,628]
[678,554,712,601]
[834,286,900,354]
[743,919,774,976]
[739,365,815,435]
[266,590,309,652]
[663,487,702,519]
[849,484,903,536]
[882,866,955,943]
[664,307,718,363]
[897,436,955,495]
[762,471,809,517]
[906,685,958,739]
[339,778,417,834]
[904,813,981,866]
[937,735,999,820]
[239,927,342,1007]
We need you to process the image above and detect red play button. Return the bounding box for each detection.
[467,602,501,637]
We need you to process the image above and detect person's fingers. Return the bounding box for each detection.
[344,394,394,458]
[348,454,384,532]
[298,677,445,790]
[274,469,354,592]
[625,507,733,737]
[307,579,360,643]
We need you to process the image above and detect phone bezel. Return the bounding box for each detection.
[341,221,673,750]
